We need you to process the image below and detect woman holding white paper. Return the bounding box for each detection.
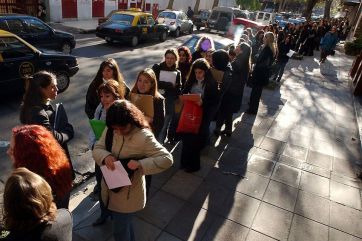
[89,79,123,226]
[152,48,181,144]
[180,58,219,172]
[93,100,173,241]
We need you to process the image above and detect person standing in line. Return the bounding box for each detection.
[152,48,181,144]
[273,34,292,83]
[7,125,73,209]
[1,167,72,241]
[37,0,46,21]
[246,32,276,115]
[180,58,219,172]
[177,46,192,87]
[187,6,194,19]
[85,58,129,120]
[93,100,173,241]
[19,71,75,181]
[319,26,339,64]
[192,36,215,61]
[89,80,123,226]
[215,44,251,136]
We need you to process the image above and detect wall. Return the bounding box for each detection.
[105,0,118,16]
[49,0,62,22]
[78,0,92,19]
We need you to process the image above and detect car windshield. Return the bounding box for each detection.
[209,11,220,20]
[159,12,176,19]
[109,14,134,25]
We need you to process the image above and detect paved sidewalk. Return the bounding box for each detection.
[70,50,362,241]
[49,19,98,34]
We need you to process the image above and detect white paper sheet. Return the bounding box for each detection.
[101,162,132,189]
[286,49,295,58]
[159,70,177,85]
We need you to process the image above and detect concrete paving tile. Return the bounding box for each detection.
[330,201,362,238]
[287,132,311,148]
[271,163,301,188]
[73,150,95,175]
[307,150,333,170]
[329,228,362,241]
[202,217,249,241]
[266,128,291,142]
[334,141,362,163]
[330,173,362,189]
[73,208,113,241]
[335,125,358,140]
[217,147,249,174]
[72,233,87,241]
[309,138,334,156]
[282,144,308,161]
[156,232,182,241]
[218,192,260,227]
[294,190,330,225]
[333,157,359,179]
[151,166,179,189]
[162,170,203,201]
[260,137,286,154]
[299,171,330,198]
[278,155,304,169]
[252,202,293,241]
[253,148,280,161]
[138,190,185,229]
[300,163,331,178]
[330,181,361,210]
[204,168,243,190]
[235,171,269,199]
[133,218,162,241]
[292,125,314,138]
[288,214,328,241]
[247,155,276,177]
[165,204,214,241]
[246,230,278,241]
[263,180,298,212]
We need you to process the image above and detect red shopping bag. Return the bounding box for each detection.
[176,100,203,134]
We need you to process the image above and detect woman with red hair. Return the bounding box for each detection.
[6,125,73,209]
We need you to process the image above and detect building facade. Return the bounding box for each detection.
[47,0,237,22]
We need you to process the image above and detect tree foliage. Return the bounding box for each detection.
[235,0,261,11]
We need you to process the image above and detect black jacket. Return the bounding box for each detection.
[252,46,274,86]
[277,41,292,63]
[152,62,182,98]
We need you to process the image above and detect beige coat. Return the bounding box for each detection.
[93,127,173,213]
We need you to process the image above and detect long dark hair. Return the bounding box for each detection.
[238,42,252,72]
[184,58,211,89]
[177,46,192,64]
[106,100,150,130]
[20,71,55,124]
[89,58,126,99]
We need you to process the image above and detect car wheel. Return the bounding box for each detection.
[196,26,201,31]
[174,28,180,37]
[159,31,167,42]
[131,36,139,47]
[56,72,70,93]
[189,25,193,34]
[61,41,72,54]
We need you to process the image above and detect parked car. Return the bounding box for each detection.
[206,6,247,32]
[96,9,168,47]
[157,10,193,37]
[0,14,76,54]
[0,30,79,94]
[181,34,234,53]
[255,11,275,25]
[193,9,211,30]
[98,9,118,25]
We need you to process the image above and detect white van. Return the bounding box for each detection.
[255,11,275,25]
[206,6,247,32]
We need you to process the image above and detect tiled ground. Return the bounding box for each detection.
[71,51,362,241]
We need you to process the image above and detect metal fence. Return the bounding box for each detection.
[0,0,37,16]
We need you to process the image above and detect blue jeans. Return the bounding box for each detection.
[111,211,135,241]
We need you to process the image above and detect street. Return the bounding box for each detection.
[0,32,192,183]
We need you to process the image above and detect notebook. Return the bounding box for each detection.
[130,93,154,118]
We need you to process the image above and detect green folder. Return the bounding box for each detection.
[89,119,106,140]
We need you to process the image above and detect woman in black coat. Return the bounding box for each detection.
[215,44,251,136]
[180,58,219,172]
[247,32,276,115]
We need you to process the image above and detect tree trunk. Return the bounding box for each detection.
[278,0,285,12]
[167,0,174,9]
[324,0,333,19]
[212,0,219,9]
[302,0,318,20]
[194,0,200,13]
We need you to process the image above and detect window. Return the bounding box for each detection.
[0,20,9,31]
[24,18,50,34]
[5,19,27,34]
[209,11,220,20]
[138,16,147,25]
[147,16,155,25]
[158,12,176,19]
[257,13,264,20]
[109,14,134,25]
[0,37,34,60]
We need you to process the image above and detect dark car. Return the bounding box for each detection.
[193,9,211,30]
[0,14,76,54]
[96,9,169,47]
[181,34,234,53]
[0,30,79,94]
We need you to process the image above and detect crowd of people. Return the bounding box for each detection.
[0,16,344,241]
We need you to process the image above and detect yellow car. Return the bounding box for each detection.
[0,30,79,94]
[96,8,169,47]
